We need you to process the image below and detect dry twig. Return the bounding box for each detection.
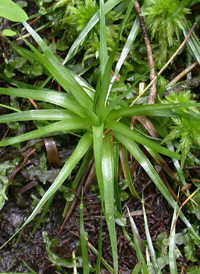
[135,1,157,104]
[130,23,197,106]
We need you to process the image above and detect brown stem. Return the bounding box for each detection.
[135,1,157,104]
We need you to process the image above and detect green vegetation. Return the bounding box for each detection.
[0,0,200,273]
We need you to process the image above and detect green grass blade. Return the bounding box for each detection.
[127,207,149,274]
[0,109,78,123]
[80,192,90,274]
[96,214,103,274]
[99,0,108,78]
[22,22,95,113]
[103,73,149,119]
[0,131,93,249]
[0,103,21,113]
[62,149,93,217]
[113,143,121,212]
[169,205,178,274]
[0,88,87,118]
[0,118,90,147]
[88,242,115,274]
[92,124,105,204]
[183,23,200,64]
[102,132,118,272]
[131,262,142,274]
[120,146,141,200]
[114,132,200,241]
[63,0,122,64]
[23,260,37,274]
[108,103,200,120]
[107,17,140,99]
[106,119,180,159]
[142,199,161,274]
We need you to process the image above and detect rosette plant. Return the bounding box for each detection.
[0,0,200,271]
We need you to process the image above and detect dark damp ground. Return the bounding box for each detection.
[0,163,174,273]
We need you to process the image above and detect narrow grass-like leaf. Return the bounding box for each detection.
[103,73,149,119]
[113,143,121,212]
[120,146,141,200]
[22,22,96,114]
[106,119,180,159]
[102,132,118,272]
[23,260,37,274]
[0,118,90,147]
[0,131,93,249]
[10,43,40,64]
[0,103,21,113]
[88,242,115,274]
[62,149,93,217]
[157,126,190,195]
[131,262,142,274]
[0,88,87,118]
[114,132,200,241]
[108,103,200,120]
[99,0,108,77]
[142,199,161,274]
[63,0,122,64]
[169,205,178,274]
[127,207,149,274]
[107,17,140,98]
[0,109,78,123]
[80,192,90,274]
[92,124,105,205]
[183,23,200,64]
[96,214,103,274]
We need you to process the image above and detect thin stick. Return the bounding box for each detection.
[135,1,157,104]
[130,23,197,107]
[166,61,199,87]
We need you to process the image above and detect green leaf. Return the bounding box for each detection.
[108,103,200,120]
[120,146,141,200]
[127,207,149,274]
[22,23,95,114]
[92,124,105,205]
[63,0,122,64]
[80,193,90,274]
[107,17,140,100]
[0,88,87,118]
[2,29,17,36]
[142,199,161,274]
[96,214,103,274]
[169,205,178,274]
[183,22,200,64]
[0,109,78,123]
[0,118,90,147]
[102,132,118,272]
[99,0,108,78]
[43,231,79,267]
[0,0,28,22]
[106,119,180,159]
